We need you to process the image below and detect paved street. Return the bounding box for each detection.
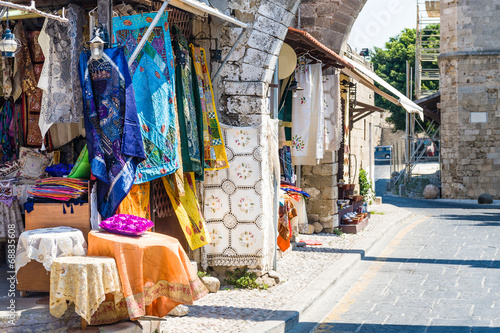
[308,198,500,332]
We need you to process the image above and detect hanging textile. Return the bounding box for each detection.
[0,25,13,98]
[172,26,203,180]
[113,13,180,184]
[291,63,324,165]
[79,47,146,219]
[162,173,211,250]
[323,73,342,151]
[116,182,151,220]
[0,101,15,163]
[38,4,84,125]
[277,195,297,252]
[190,45,229,170]
[203,121,275,270]
[13,21,37,97]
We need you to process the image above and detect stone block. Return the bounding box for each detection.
[313,222,323,233]
[244,48,276,69]
[303,187,321,198]
[303,175,335,188]
[307,200,336,215]
[223,81,267,97]
[200,276,221,293]
[319,215,338,229]
[312,164,336,176]
[227,96,268,115]
[307,213,319,222]
[252,15,288,39]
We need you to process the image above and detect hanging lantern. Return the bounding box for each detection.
[89,35,105,60]
[0,28,21,57]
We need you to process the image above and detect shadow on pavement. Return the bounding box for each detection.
[439,213,500,226]
[186,305,298,321]
[361,256,500,269]
[298,322,498,332]
[382,196,500,210]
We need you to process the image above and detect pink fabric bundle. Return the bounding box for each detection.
[99,214,154,237]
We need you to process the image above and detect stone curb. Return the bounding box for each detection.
[247,210,416,333]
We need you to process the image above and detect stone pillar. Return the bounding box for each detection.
[302,151,339,233]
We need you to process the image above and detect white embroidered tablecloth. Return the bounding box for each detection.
[15,226,87,274]
[50,256,124,323]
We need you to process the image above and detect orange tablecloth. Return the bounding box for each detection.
[87,231,208,319]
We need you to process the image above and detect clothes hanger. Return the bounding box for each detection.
[300,51,322,64]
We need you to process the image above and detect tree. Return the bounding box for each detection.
[370,25,439,131]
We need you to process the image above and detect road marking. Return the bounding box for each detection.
[315,216,430,332]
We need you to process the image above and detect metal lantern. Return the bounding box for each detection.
[89,35,105,60]
[0,28,21,58]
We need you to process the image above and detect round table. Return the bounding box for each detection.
[50,256,127,327]
[15,226,87,275]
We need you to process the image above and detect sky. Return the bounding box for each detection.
[348,0,417,53]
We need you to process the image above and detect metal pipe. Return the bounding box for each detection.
[212,27,246,80]
[271,59,279,271]
[0,0,68,22]
[128,0,170,67]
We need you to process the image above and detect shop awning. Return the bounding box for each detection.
[169,0,247,28]
[414,92,441,124]
[343,57,424,121]
[285,27,354,69]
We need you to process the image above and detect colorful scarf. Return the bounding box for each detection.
[0,101,15,163]
[79,47,146,219]
[190,45,229,170]
[113,12,180,184]
[172,26,203,180]
[163,173,211,250]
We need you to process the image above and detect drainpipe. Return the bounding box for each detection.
[271,58,279,271]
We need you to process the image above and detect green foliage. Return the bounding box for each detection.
[370,25,440,131]
[333,227,344,236]
[370,211,386,215]
[359,169,374,204]
[197,271,209,278]
[224,267,268,290]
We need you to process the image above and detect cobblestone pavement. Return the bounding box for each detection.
[159,203,411,333]
[314,202,500,332]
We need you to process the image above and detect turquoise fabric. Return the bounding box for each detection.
[113,12,180,184]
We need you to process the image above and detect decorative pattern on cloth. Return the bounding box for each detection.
[113,13,180,184]
[116,182,151,219]
[0,199,23,241]
[172,26,203,180]
[26,30,45,63]
[152,177,174,218]
[13,21,37,96]
[50,256,124,324]
[38,5,84,124]
[87,230,209,319]
[0,25,13,98]
[0,101,16,162]
[203,121,275,270]
[79,47,146,219]
[291,63,324,165]
[277,195,297,252]
[15,226,87,274]
[190,45,229,170]
[323,73,342,151]
[0,179,15,207]
[162,173,211,250]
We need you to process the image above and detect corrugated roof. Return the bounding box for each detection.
[285,27,353,69]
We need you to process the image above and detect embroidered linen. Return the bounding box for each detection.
[113,13,180,184]
[291,63,324,165]
[15,226,87,274]
[323,73,342,151]
[18,147,53,179]
[190,45,229,170]
[0,199,23,241]
[0,179,15,207]
[172,26,203,180]
[50,256,124,324]
[203,121,275,270]
[163,173,211,250]
[38,5,84,124]
[87,230,208,319]
[79,47,146,219]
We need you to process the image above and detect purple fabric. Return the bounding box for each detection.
[99,213,154,236]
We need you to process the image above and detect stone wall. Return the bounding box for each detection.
[439,0,500,198]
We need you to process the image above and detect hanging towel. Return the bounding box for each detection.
[323,73,342,151]
[291,63,324,165]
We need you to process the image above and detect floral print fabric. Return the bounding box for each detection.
[15,226,87,274]
[49,256,124,324]
[323,73,342,151]
[162,173,211,250]
[113,12,180,184]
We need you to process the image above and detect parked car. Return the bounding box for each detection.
[374,146,392,160]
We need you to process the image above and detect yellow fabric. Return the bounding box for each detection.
[116,182,151,219]
[87,231,208,319]
[190,45,229,170]
[162,173,211,250]
[49,256,124,324]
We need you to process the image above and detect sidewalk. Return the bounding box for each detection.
[0,202,413,333]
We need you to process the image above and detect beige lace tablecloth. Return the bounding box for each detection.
[50,256,124,323]
[15,226,87,274]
